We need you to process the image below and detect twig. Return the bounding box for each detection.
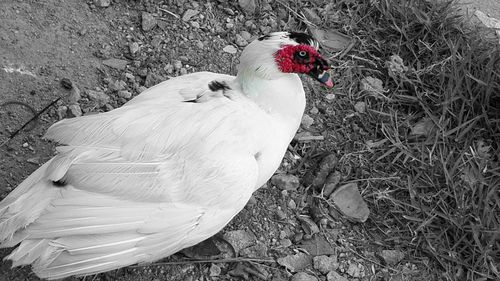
[0,97,61,147]
[131,257,275,268]
[297,135,325,142]
[158,7,180,19]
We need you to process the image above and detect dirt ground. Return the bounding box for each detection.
[0,1,444,281]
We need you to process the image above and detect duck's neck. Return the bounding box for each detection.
[234,69,306,134]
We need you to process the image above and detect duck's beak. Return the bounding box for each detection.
[308,57,334,88]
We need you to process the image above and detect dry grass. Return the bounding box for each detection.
[306,0,499,280]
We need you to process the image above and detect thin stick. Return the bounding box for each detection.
[158,7,180,19]
[131,257,275,268]
[0,97,61,147]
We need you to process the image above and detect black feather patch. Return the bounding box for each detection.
[288,32,315,46]
[52,179,67,187]
[258,34,271,41]
[208,81,230,92]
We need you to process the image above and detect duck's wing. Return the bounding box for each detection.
[0,74,280,279]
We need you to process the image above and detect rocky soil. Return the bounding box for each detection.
[0,0,435,280]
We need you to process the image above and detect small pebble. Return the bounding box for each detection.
[142,12,157,31]
[129,42,139,55]
[93,0,110,7]
[173,60,183,70]
[209,264,221,277]
[313,255,339,274]
[354,101,366,113]
[60,78,73,89]
[280,238,292,247]
[67,104,82,117]
[309,106,319,114]
[271,174,300,190]
[234,34,248,47]
[190,21,200,29]
[275,209,287,220]
[223,45,237,54]
[301,114,314,129]
[117,90,132,99]
[325,94,336,100]
[240,30,252,41]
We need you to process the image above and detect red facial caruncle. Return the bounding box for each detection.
[274,44,334,88]
[275,44,323,73]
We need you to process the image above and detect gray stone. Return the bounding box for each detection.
[142,12,157,31]
[326,271,348,281]
[380,250,405,265]
[354,101,366,113]
[209,264,221,277]
[239,242,267,258]
[164,63,174,74]
[280,238,292,247]
[93,0,110,7]
[56,105,67,119]
[222,45,237,54]
[330,183,370,222]
[346,263,362,278]
[240,30,252,41]
[223,230,256,254]
[173,60,183,70]
[238,0,256,15]
[67,104,82,117]
[313,255,339,274]
[190,21,200,29]
[102,58,128,70]
[299,235,336,256]
[277,252,312,272]
[271,174,300,190]
[129,42,140,55]
[235,34,248,47]
[301,114,314,129]
[291,272,318,281]
[86,90,110,106]
[117,90,132,99]
[360,76,385,98]
[109,80,127,91]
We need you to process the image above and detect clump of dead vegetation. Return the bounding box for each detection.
[324,0,499,280]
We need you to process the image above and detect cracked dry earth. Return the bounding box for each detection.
[0,1,432,281]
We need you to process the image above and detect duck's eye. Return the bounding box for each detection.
[298,51,307,57]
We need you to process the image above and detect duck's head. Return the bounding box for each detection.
[237,31,333,88]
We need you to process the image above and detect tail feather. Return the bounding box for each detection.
[34,248,138,280]
[0,181,61,242]
[0,159,53,214]
[6,239,50,267]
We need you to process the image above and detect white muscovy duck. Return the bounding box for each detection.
[0,31,333,279]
